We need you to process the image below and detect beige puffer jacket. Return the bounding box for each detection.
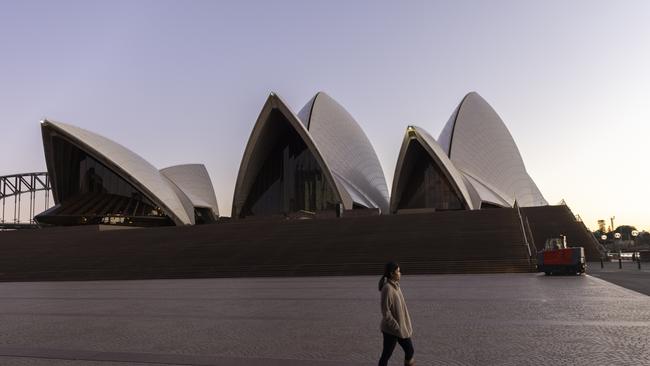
[380,279,413,338]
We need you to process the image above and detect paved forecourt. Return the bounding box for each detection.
[0,273,648,366]
[587,260,650,296]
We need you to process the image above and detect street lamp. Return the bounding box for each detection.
[599,234,608,268]
[631,230,639,261]
[614,232,622,264]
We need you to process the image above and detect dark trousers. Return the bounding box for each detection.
[378,332,414,366]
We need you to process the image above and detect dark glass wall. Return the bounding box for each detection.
[481,202,504,209]
[241,111,337,217]
[48,136,168,221]
[396,141,464,211]
[194,207,216,224]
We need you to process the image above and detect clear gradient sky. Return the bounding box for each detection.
[1,1,648,230]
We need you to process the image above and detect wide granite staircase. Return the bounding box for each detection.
[521,205,603,261]
[0,208,536,281]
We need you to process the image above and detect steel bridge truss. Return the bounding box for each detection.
[0,172,51,228]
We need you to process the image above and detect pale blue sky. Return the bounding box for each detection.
[1,0,648,230]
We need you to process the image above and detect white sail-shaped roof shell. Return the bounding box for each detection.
[390,126,478,213]
[298,92,389,213]
[232,93,345,217]
[233,92,389,217]
[438,92,547,207]
[161,164,219,217]
[41,120,195,225]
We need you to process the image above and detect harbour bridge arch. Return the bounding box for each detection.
[0,172,52,230]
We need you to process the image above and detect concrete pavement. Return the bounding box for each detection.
[587,261,650,296]
[0,273,648,365]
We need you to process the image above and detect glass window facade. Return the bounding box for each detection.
[40,136,172,225]
[241,111,337,217]
[396,140,464,211]
[194,207,216,224]
[481,202,504,209]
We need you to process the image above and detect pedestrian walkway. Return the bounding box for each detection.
[587,260,650,296]
[0,273,648,365]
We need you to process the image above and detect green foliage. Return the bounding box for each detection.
[614,225,638,238]
[637,231,650,246]
[592,229,606,240]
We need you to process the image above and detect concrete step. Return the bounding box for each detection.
[0,208,539,281]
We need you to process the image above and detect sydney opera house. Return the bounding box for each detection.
[34,91,547,226]
[391,92,547,213]
[233,92,389,219]
[0,90,601,281]
[35,120,219,227]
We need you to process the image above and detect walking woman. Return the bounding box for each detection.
[378,261,415,366]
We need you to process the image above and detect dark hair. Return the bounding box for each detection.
[378,261,399,291]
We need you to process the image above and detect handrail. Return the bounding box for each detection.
[514,203,534,266]
[525,216,537,254]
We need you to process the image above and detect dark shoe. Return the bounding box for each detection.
[405,359,415,366]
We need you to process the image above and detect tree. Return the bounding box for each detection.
[636,231,650,247]
[592,229,606,240]
[614,225,637,239]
